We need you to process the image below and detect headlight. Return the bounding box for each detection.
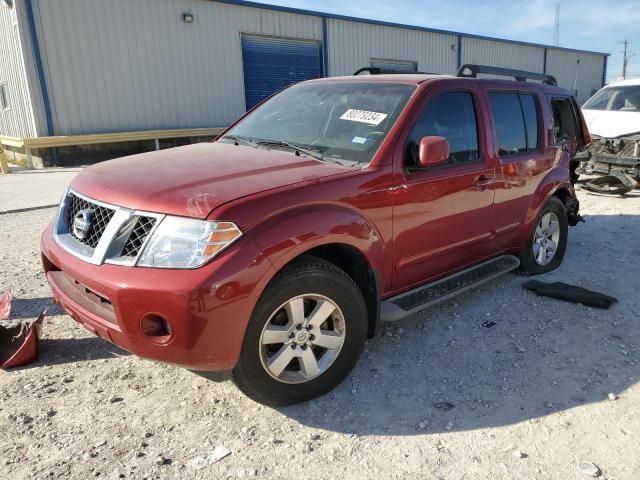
[137,217,242,269]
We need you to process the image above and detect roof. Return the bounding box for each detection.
[210,0,610,57]
[604,78,640,88]
[306,74,574,96]
[311,74,452,85]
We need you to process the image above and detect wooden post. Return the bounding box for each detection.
[0,148,9,174]
[25,148,33,169]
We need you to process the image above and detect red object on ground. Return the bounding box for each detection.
[0,298,46,370]
[0,292,10,320]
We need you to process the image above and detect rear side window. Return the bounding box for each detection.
[489,92,540,156]
[489,93,527,156]
[551,97,578,143]
[520,94,539,151]
[406,91,479,166]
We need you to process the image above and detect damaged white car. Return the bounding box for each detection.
[580,79,640,190]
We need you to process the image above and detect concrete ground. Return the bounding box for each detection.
[0,176,638,480]
[0,166,82,214]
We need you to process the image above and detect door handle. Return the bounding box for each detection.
[474,175,493,189]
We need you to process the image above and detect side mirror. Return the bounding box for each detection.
[417,136,450,169]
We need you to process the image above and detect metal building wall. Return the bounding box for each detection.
[462,38,546,75]
[29,0,323,136]
[545,49,605,104]
[327,18,458,77]
[0,3,37,138]
[22,0,608,138]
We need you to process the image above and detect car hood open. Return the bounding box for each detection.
[583,109,640,138]
[71,142,351,218]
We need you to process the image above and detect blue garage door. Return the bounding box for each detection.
[241,35,323,110]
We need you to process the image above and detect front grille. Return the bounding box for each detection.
[122,216,156,258]
[65,193,115,248]
[55,189,165,266]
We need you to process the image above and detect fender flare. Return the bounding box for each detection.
[244,204,385,335]
[249,203,385,272]
[521,167,574,242]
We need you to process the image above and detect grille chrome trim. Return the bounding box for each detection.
[53,188,165,266]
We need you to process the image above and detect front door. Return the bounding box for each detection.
[392,87,495,291]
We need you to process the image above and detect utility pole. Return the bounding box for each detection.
[621,39,635,79]
[553,3,560,46]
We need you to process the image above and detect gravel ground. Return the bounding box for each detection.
[1,187,639,480]
[0,168,81,213]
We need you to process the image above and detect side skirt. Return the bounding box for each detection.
[381,255,520,322]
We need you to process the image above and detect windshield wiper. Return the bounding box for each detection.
[221,134,259,148]
[255,140,327,162]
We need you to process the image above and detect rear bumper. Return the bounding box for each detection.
[41,222,275,371]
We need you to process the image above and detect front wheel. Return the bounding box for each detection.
[517,196,569,275]
[232,256,367,406]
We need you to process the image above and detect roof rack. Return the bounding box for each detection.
[456,64,557,86]
[353,67,438,76]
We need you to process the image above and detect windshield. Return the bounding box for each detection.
[583,85,640,112]
[220,81,416,164]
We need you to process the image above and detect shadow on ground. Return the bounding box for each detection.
[37,337,130,367]
[4,297,129,368]
[279,214,640,435]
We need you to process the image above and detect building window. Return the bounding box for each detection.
[0,82,9,111]
[371,58,418,73]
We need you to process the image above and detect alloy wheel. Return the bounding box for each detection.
[533,212,561,266]
[258,294,346,384]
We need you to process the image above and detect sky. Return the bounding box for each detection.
[259,0,640,82]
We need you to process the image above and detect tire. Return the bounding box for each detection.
[517,196,568,276]
[232,256,368,406]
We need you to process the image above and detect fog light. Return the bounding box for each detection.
[141,314,173,343]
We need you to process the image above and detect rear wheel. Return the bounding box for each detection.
[233,256,367,406]
[517,197,568,275]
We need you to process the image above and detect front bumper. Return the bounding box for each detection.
[41,222,275,371]
[582,136,640,178]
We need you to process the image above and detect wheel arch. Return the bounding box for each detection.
[522,167,576,240]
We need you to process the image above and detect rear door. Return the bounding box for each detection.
[488,89,553,250]
[391,85,496,291]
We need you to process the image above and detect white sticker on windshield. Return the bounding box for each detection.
[340,109,388,126]
[352,136,368,144]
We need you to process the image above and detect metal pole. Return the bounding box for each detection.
[573,59,581,96]
[623,39,629,79]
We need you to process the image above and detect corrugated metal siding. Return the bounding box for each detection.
[22,0,607,137]
[462,38,545,79]
[31,0,323,135]
[241,35,322,109]
[546,50,604,104]
[0,3,36,138]
[371,58,418,72]
[327,19,458,77]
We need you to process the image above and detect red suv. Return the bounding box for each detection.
[41,65,590,406]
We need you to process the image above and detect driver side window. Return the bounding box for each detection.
[405,91,480,167]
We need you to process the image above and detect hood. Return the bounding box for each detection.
[582,109,640,138]
[71,142,351,218]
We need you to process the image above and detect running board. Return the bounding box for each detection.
[381,255,520,322]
